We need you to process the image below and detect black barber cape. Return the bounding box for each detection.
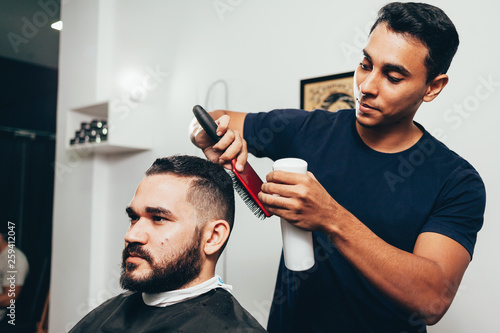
[69,288,267,333]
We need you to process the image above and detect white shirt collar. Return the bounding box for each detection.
[142,274,233,307]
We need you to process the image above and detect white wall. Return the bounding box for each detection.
[50,0,500,332]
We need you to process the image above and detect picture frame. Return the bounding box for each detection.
[300,71,356,112]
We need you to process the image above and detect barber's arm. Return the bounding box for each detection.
[189,110,248,171]
[259,170,470,325]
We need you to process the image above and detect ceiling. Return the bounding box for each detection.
[0,0,60,69]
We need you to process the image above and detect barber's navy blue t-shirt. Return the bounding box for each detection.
[244,109,486,333]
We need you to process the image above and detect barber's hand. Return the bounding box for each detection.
[190,114,248,171]
[259,170,342,233]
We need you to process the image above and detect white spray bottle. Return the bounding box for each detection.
[273,158,315,271]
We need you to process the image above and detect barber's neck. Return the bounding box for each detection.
[356,119,423,153]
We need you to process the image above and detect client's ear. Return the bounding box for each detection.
[203,220,230,256]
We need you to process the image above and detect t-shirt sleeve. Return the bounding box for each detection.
[420,164,486,258]
[1,248,29,288]
[243,109,310,160]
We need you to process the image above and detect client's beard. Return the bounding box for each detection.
[120,232,202,293]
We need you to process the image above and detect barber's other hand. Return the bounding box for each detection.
[259,171,341,233]
[190,114,248,171]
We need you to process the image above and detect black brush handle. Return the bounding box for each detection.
[193,105,222,143]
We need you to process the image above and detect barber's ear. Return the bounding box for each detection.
[423,74,449,102]
[203,220,230,256]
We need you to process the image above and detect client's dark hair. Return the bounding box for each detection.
[370,2,459,83]
[145,155,235,253]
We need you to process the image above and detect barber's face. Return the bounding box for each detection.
[120,174,203,293]
[354,22,431,129]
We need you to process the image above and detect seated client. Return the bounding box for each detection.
[70,155,267,332]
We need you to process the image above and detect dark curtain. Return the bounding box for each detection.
[0,129,54,330]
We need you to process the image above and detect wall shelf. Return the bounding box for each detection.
[66,142,150,154]
[66,101,153,154]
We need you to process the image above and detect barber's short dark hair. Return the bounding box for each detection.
[370,2,459,83]
[145,155,235,253]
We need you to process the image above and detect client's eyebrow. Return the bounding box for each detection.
[125,207,136,216]
[146,206,172,216]
[125,206,178,220]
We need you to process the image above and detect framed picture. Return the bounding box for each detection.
[300,71,355,112]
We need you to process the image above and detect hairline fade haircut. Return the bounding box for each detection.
[370,2,459,83]
[145,155,235,253]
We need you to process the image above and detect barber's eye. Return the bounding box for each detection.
[359,62,371,71]
[387,75,403,83]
